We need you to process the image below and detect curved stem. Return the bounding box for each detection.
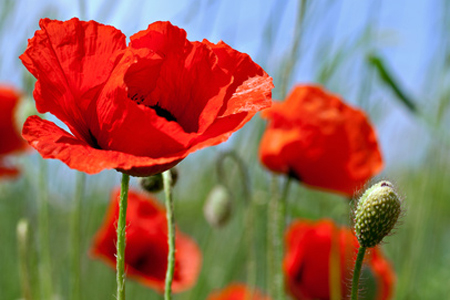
[351,246,367,300]
[216,150,251,200]
[216,151,255,290]
[163,170,175,300]
[116,173,130,300]
[70,172,85,300]
[245,189,256,294]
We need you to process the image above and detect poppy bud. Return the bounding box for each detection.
[140,168,178,193]
[354,181,401,248]
[203,185,232,228]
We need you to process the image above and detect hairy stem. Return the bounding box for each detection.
[269,176,292,300]
[163,170,176,300]
[351,246,367,300]
[116,173,130,300]
[216,151,255,290]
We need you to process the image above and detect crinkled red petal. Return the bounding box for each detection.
[130,21,232,134]
[19,18,126,145]
[205,40,272,117]
[22,115,182,176]
[91,47,192,158]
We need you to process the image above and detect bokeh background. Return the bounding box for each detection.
[1,0,449,299]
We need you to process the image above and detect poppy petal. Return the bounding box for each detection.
[22,115,181,176]
[21,19,273,176]
[0,165,20,178]
[0,85,27,178]
[284,219,395,300]
[205,40,273,117]
[19,18,126,145]
[130,21,233,134]
[91,189,202,293]
[91,47,191,158]
[259,85,382,196]
[0,86,27,155]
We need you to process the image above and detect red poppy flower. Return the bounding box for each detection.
[259,85,382,196]
[20,18,273,176]
[284,219,395,300]
[91,188,202,293]
[207,283,271,300]
[0,85,28,178]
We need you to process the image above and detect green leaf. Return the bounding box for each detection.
[368,54,418,114]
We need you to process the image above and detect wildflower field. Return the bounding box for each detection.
[1,1,449,300]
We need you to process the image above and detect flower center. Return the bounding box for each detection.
[88,129,102,149]
[130,93,177,123]
[150,104,177,122]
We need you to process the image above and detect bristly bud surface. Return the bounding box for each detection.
[355,181,401,248]
[140,168,178,193]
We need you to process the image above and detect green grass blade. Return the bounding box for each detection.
[368,54,418,114]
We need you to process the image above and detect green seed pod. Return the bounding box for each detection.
[140,168,178,193]
[354,181,401,248]
[203,185,232,228]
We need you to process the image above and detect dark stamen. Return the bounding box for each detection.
[150,104,177,122]
[88,129,102,149]
[380,181,393,188]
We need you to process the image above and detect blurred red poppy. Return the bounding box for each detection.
[259,85,382,196]
[207,283,271,300]
[20,18,273,176]
[0,86,27,178]
[91,188,202,293]
[284,219,395,300]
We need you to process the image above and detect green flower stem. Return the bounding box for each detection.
[329,228,342,300]
[216,151,255,290]
[245,195,256,294]
[116,173,130,300]
[277,177,291,300]
[269,176,291,300]
[17,219,33,300]
[70,172,85,300]
[351,246,367,300]
[38,159,53,300]
[267,175,279,298]
[163,170,175,300]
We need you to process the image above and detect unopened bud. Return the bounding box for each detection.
[140,168,178,193]
[355,181,401,248]
[203,185,232,228]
